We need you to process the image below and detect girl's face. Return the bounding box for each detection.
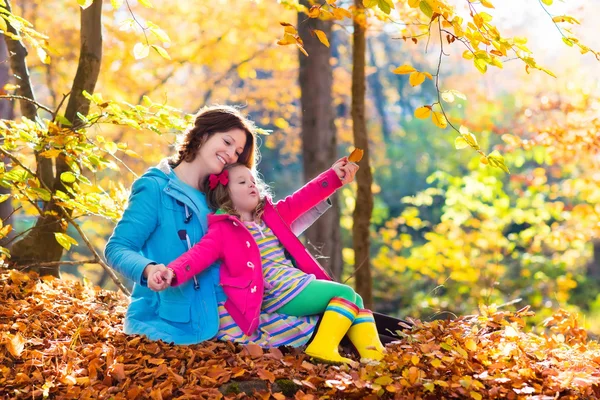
[197,129,246,174]
[228,165,260,215]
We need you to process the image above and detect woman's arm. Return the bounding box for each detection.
[168,224,223,286]
[104,176,161,285]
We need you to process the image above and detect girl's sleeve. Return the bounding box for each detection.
[168,224,223,286]
[275,169,342,225]
[289,199,331,236]
[104,176,161,285]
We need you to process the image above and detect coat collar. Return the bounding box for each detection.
[208,199,276,225]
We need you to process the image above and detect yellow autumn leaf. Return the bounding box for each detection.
[465,339,477,351]
[297,43,309,57]
[313,29,330,47]
[151,45,171,60]
[363,0,378,8]
[462,50,474,60]
[110,0,124,8]
[414,106,431,119]
[455,136,469,149]
[308,5,321,18]
[408,0,420,7]
[409,72,426,87]
[541,0,552,5]
[552,15,580,24]
[480,0,494,8]
[471,392,483,400]
[37,47,50,65]
[77,0,93,9]
[277,33,296,46]
[280,22,297,34]
[431,111,447,129]
[487,150,510,173]
[441,91,455,103]
[474,58,487,73]
[7,332,25,358]
[133,43,150,60]
[333,8,352,19]
[392,64,417,75]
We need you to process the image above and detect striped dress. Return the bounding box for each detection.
[215,221,319,348]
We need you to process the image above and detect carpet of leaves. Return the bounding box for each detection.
[2,269,600,399]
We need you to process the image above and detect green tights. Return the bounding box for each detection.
[277,279,363,317]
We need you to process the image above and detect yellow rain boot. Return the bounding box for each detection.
[347,309,386,362]
[305,297,359,365]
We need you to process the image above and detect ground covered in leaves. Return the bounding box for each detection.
[2,270,600,399]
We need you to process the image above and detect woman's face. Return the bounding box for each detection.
[228,165,260,215]
[198,128,247,174]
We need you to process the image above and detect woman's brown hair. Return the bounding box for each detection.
[206,163,272,220]
[170,105,258,169]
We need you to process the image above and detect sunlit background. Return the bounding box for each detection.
[8,0,600,333]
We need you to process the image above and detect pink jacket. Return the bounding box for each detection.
[167,169,341,335]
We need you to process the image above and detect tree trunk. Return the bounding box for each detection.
[367,36,390,141]
[351,0,374,308]
[298,2,343,281]
[9,0,103,275]
[0,38,15,244]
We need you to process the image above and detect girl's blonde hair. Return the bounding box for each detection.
[206,163,272,220]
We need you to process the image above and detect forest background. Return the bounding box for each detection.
[1,0,599,335]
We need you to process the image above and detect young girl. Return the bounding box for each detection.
[149,161,385,364]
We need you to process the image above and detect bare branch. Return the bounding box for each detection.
[25,259,99,268]
[0,95,53,114]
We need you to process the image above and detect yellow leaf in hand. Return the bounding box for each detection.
[348,148,364,163]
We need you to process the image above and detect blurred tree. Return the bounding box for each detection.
[5,0,102,275]
[351,0,374,308]
[298,0,342,281]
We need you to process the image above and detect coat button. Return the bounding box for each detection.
[233,222,238,226]
[251,286,257,293]
[321,181,328,188]
[247,261,254,269]
[185,265,190,271]
[246,241,251,248]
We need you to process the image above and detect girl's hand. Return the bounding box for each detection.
[147,264,173,291]
[332,157,359,185]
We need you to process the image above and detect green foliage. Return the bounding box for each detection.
[0,93,192,254]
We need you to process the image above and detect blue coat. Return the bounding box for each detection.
[104,159,330,345]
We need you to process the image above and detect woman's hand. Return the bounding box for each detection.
[146,264,173,291]
[332,157,359,185]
